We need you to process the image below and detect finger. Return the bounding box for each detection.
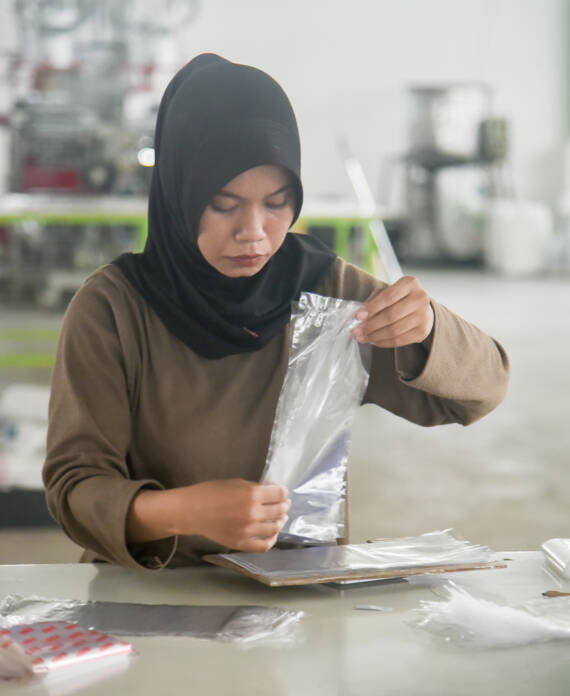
[239,534,280,553]
[246,518,288,539]
[255,484,288,504]
[357,294,419,335]
[356,277,417,319]
[360,313,422,345]
[258,499,291,520]
[361,301,434,346]
[363,326,429,349]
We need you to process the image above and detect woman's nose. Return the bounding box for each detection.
[235,206,266,241]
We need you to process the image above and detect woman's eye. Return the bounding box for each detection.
[266,196,288,209]
[210,200,237,213]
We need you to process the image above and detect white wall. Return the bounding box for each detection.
[0,0,566,206]
[178,0,567,207]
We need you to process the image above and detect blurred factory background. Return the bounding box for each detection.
[0,0,569,562]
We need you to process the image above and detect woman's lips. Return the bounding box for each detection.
[230,254,265,267]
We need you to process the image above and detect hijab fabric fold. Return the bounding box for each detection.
[114,53,335,359]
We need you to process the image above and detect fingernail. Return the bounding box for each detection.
[353,328,363,340]
[356,310,368,320]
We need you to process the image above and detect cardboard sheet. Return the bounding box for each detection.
[203,532,506,587]
[203,554,506,587]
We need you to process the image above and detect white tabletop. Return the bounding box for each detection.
[0,553,569,696]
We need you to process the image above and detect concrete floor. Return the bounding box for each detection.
[0,266,569,562]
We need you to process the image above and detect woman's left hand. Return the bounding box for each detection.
[352,275,434,348]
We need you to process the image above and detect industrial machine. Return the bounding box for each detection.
[7,0,201,196]
[403,84,510,263]
[0,0,199,305]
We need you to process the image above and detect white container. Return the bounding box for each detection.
[483,199,554,275]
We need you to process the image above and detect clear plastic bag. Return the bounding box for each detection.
[214,529,495,583]
[413,582,570,648]
[262,291,371,544]
[365,529,494,567]
[217,606,304,645]
[0,595,302,645]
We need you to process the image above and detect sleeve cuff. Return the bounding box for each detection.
[122,481,179,570]
[66,475,179,570]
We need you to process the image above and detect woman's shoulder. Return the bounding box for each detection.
[70,264,143,312]
[63,263,147,338]
[316,256,388,302]
[80,263,138,298]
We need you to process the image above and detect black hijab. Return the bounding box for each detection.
[114,53,335,359]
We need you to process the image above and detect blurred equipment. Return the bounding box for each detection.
[8,0,200,196]
[10,99,119,194]
[0,383,49,491]
[305,138,404,283]
[0,0,200,305]
[0,194,147,306]
[0,382,57,527]
[483,199,553,276]
[403,84,511,264]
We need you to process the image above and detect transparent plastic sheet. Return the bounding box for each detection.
[542,538,570,578]
[364,529,493,567]
[215,529,494,582]
[413,582,570,648]
[0,596,303,645]
[262,291,371,544]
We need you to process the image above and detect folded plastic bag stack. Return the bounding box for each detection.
[213,529,495,583]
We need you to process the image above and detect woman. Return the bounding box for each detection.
[43,54,509,570]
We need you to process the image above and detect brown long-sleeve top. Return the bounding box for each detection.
[43,258,509,569]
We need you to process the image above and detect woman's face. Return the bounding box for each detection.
[197,164,296,277]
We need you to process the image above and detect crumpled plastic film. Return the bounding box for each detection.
[413,583,570,648]
[0,596,303,644]
[216,529,494,581]
[262,291,371,544]
[217,606,304,645]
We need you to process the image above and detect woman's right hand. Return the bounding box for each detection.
[127,479,290,552]
[178,479,290,551]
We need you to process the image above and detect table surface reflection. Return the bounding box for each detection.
[0,552,569,696]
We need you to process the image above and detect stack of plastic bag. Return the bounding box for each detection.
[0,620,133,682]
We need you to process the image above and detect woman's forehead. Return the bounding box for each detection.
[218,165,292,195]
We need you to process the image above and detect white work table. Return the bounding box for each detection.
[1,553,569,695]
